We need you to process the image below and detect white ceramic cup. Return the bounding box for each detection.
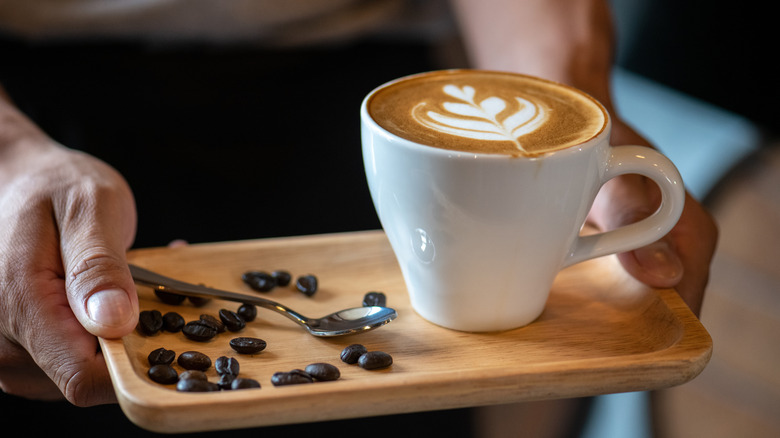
[361,70,685,332]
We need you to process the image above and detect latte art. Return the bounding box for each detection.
[367,70,607,156]
[412,84,548,154]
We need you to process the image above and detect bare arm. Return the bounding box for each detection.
[452,0,612,105]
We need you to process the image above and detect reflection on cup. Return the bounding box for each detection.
[412,228,435,264]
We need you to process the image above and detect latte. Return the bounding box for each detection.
[366,70,607,156]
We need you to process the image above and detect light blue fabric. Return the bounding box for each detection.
[611,67,761,200]
[581,392,652,438]
[578,68,761,438]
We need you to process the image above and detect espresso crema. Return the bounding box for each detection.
[367,70,607,156]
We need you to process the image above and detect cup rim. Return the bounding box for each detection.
[361,69,611,159]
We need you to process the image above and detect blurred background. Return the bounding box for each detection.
[0,0,776,437]
[585,1,779,437]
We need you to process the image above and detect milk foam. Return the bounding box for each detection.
[412,84,548,154]
[368,70,607,156]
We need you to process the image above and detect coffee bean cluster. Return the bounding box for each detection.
[140,308,267,352]
[139,301,266,390]
[147,348,260,391]
[271,362,341,386]
[242,270,318,297]
[340,344,393,370]
[139,270,392,393]
[138,309,186,336]
[147,343,392,391]
[138,298,258,342]
[270,345,392,388]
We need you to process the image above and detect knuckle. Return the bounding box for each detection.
[56,173,133,231]
[61,368,96,407]
[45,340,99,406]
[56,180,104,226]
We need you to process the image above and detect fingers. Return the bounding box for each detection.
[588,173,716,316]
[0,193,120,406]
[19,292,119,406]
[54,161,139,339]
[616,237,684,287]
[663,192,718,316]
[591,120,718,316]
[591,173,684,283]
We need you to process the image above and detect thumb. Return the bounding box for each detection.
[64,252,139,339]
[56,169,139,339]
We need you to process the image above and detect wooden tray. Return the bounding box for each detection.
[101,230,712,433]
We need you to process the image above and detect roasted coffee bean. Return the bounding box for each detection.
[188,296,211,307]
[237,303,257,322]
[218,309,246,332]
[295,275,318,296]
[162,312,185,333]
[215,356,240,376]
[304,363,341,381]
[182,320,218,342]
[231,378,261,390]
[362,291,387,307]
[242,271,276,292]
[137,310,163,335]
[271,370,313,386]
[148,364,178,384]
[340,344,367,364]
[147,347,176,366]
[177,351,212,371]
[217,373,237,390]
[154,287,186,305]
[358,351,393,370]
[179,370,208,381]
[177,378,219,392]
[199,314,226,333]
[229,337,267,354]
[271,270,292,287]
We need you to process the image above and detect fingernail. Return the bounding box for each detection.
[168,239,188,248]
[87,288,134,328]
[634,240,684,281]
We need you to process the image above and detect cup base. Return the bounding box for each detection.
[410,305,542,333]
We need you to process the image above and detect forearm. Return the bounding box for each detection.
[451,0,616,112]
[0,82,25,143]
[0,82,54,178]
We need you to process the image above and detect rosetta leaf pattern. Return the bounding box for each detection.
[413,84,547,152]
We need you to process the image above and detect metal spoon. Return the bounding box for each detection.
[128,264,397,337]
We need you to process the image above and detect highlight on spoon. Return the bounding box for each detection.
[307,306,398,337]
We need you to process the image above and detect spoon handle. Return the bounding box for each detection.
[128,263,309,326]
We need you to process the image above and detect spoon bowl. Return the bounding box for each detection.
[128,264,397,337]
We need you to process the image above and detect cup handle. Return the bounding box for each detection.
[563,145,686,268]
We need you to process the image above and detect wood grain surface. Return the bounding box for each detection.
[101,230,712,433]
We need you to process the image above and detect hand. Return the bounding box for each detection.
[587,118,718,315]
[0,102,139,406]
[450,0,718,314]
